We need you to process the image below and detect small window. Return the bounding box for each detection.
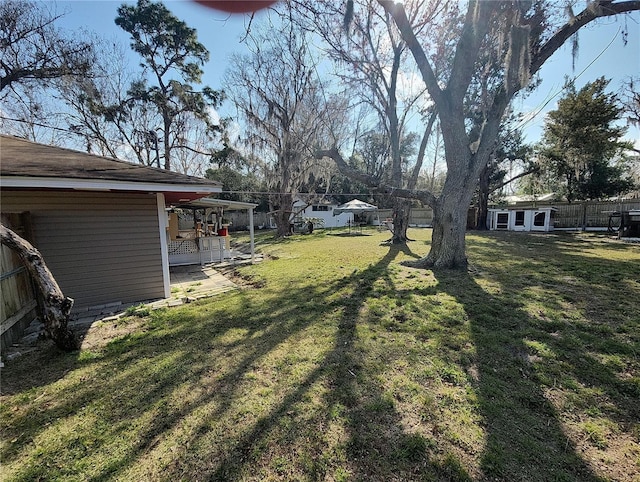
[515,211,525,226]
[534,212,546,226]
[496,213,509,229]
[312,205,329,212]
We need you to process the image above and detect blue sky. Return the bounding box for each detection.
[56,0,639,148]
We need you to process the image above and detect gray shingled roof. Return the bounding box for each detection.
[0,135,221,188]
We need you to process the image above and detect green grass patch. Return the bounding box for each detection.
[1,230,638,481]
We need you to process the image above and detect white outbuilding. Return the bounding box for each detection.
[487,207,556,232]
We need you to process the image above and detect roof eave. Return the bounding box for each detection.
[178,197,259,210]
[1,176,222,194]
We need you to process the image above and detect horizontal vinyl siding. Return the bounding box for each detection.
[1,191,165,311]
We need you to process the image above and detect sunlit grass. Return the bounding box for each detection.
[1,229,639,481]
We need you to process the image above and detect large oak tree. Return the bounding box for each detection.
[318,0,640,269]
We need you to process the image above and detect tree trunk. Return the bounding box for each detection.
[270,193,294,237]
[476,164,490,230]
[0,224,78,351]
[163,115,171,171]
[390,198,412,243]
[418,195,471,269]
[405,167,477,270]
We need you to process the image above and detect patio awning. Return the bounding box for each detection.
[174,197,258,262]
[175,197,258,211]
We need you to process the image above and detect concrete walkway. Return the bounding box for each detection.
[2,249,264,363]
[162,264,238,305]
[14,255,262,345]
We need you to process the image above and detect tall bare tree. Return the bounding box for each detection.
[0,0,95,144]
[318,0,640,268]
[0,0,94,94]
[295,0,446,243]
[225,10,336,237]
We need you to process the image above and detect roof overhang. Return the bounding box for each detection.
[0,136,222,205]
[176,197,258,211]
[1,176,221,204]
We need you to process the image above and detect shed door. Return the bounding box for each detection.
[513,210,526,231]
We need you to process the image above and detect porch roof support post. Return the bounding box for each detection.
[156,193,170,298]
[249,207,255,263]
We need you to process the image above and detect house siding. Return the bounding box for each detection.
[0,190,165,312]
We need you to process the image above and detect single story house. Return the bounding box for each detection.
[487,207,556,232]
[1,135,222,322]
[291,198,353,228]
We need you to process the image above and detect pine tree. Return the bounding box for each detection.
[539,77,634,202]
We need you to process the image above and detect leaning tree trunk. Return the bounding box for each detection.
[0,224,78,351]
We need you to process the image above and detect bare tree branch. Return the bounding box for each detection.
[316,147,438,206]
[531,1,640,75]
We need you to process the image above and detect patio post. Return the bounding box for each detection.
[249,207,255,262]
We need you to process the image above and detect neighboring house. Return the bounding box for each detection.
[0,135,222,324]
[487,207,556,232]
[291,198,353,228]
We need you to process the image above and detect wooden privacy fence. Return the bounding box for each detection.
[226,211,272,231]
[1,213,40,349]
[1,242,38,350]
[503,200,640,229]
[223,200,640,231]
[363,200,640,230]
[376,208,434,227]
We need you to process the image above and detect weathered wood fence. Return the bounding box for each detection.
[368,200,640,230]
[209,200,640,232]
[1,214,39,350]
[500,200,640,229]
[1,238,38,350]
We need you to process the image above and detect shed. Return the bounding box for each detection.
[0,135,221,330]
[487,207,556,232]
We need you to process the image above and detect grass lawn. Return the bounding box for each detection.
[1,228,639,481]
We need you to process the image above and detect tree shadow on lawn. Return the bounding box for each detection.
[204,243,469,481]
[453,231,640,480]
[469,232,639,406]
[4,231,635,481]
[1,244,466,481]
[430,269,605,481]
[2,284,342,480]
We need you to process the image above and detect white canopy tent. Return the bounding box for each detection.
[333,199,380,232]
[333,199,378,215]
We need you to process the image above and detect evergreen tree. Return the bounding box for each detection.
[115,0,224,171]
[539,77,634,202]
